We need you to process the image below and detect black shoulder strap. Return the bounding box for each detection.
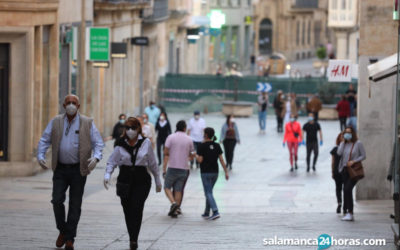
[118,138,146,166]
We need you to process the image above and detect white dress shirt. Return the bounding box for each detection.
[37,114,104,163]
[105,136,161,187]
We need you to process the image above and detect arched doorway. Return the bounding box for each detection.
[259,18,273,55]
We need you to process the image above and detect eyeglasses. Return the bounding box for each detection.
[125,125,138,130]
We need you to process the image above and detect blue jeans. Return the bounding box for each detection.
[201,173,219,214]
[258,111,267,131]
[346,116,357,132]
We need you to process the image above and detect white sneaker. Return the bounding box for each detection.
[341,213,354,221]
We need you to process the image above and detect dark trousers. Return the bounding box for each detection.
[157,136,167,165]
[333,174,343,205]
[341,168,357,213]
[119,167,151,242]
[190,141,202,167]
[306,141,319,168]
[339,117,347,131]
[51,164,87,242]
[223,139,237,167]
[276,114,283,132]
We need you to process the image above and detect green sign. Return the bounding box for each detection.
[86,27,110,61]
[208,10,226,29]
[394,0,399,20]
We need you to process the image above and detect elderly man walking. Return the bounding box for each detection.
[37,95,104,250]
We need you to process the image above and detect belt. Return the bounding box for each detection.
[58,162,80,168]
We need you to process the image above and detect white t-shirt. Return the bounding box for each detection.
[188,117,206,142]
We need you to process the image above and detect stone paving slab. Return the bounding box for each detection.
[0,113,396,250]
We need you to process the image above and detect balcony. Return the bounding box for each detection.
[94,0,151,11]
[293,0,318,8]
[143,0,169,23]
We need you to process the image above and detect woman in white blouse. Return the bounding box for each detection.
[103,117,161,250]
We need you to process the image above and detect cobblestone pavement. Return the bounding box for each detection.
[0,113,395,250]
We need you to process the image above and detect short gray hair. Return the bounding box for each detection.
[64,94,80,104]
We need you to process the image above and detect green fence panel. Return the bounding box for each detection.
[158,74,357,115]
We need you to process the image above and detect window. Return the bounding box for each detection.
[332,0,338,9]
[307,20,311,45]
[348,0,352,10]
[210,0,218,6]
[296,21,300,46]
[302,20,305,45]
[230,0,240,7]
[220,0,228,6]
[341,0,346,10]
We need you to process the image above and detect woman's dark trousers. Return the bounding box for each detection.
[119,167,151,242]
[223,139,237,167]
[341,168,357,214]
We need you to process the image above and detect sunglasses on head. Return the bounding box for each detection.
[125,125,138,130]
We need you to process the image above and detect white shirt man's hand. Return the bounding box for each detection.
[38,159,48,169]
[87,157,98,172]
[156,185,162,193]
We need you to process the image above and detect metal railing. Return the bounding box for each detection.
[98,0,151,3]
[143,0,169,23]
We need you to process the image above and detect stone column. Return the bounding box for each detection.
[33,26,43,149]
[335,30,348,60]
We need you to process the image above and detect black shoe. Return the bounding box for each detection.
[312,166,316,171]
[176,208,182,215]
[168,203,179,217]
[306,167,310,172]
[295,163,298,170]
[290,167,294,172]
[130,241,138,250]
[337,204,341,214]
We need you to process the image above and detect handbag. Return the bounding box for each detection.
[290,123,299,138]
[347,143,365,181]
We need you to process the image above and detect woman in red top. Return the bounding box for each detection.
[336,95,350,131]
[283,114,303,171]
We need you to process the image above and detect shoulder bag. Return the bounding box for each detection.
[347,143,365,181]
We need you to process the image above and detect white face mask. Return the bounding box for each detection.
[66,104,77,116]
[126,129,138,140]
[230,118,235,123]
[195,115,200,120]
[160,116,165,121]
[143,118,148,124]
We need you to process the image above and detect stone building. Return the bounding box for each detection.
[357,0,397,200]
[208,0,253,70]
[0,0,59,175]
[253,0,330,61]
[328,0,359,63]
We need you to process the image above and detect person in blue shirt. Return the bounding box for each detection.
[144,101,161,125]
[37,94,104,250]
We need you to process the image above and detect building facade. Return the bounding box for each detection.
[208,0,253,71]
[0,0,59,176]
[253,0,330,61]
[357,0,397,200]
[328,0,359,63]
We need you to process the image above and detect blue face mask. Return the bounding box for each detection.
[344,133,352,141]
[308,117,314,122]
[120,119,125,124]
[290,118,295,122]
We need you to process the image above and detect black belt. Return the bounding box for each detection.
[58,162,80,168]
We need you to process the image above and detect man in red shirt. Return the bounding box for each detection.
[336,95,350,131]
